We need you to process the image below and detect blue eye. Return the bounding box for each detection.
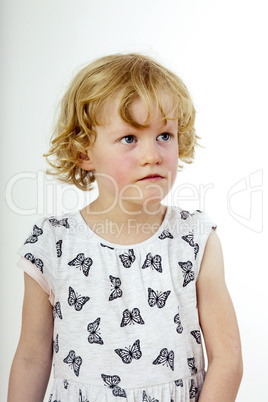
[158,133,171,142]
[120,135,135,144]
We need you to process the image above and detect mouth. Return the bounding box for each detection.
[139,174,164,181]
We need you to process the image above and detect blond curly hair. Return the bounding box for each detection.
[44,53,199,191]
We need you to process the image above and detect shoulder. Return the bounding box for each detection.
[24,211,81,239]
[167,206,216,232]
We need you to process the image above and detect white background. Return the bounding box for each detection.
[1,0,267,400]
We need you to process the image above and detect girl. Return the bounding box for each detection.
[8,53,242,401]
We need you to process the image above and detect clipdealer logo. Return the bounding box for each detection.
[227,170,263,233]
[5,169,264,233]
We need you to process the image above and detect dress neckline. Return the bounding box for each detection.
[76,205,173,249]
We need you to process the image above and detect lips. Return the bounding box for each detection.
[139,174,163,181]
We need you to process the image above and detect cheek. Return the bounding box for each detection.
[110,157,135,186]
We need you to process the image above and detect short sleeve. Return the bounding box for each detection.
[17,217,58,305]
[188,210,217,280]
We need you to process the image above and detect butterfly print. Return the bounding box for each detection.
[142,390,159,402]
[174,379,183,387]
[158,229,173,239]
[79,389,89,402]
[174,308,183,334]
[142,253,162,273]
[148,287,171,308]
[24,253,44,273]
[56,240,62,257]
[49,217,70,228]
[189,379,198,399]
[191,330,201,344]
[24,225,43,244]
[63,379,69,389]
[182,233,199,259]
[193,243,199,259]
[100,243,115,250]
[53,302,63,319]
[180,210,191,220]
[48,395,60,402]
[109,275,123,301]
[120,308,145,327]
[53,334,59,353]
[87,317,104,345]
[115,339,142,364]
[68,253,93,277]
[68,286,90,311]
[153,348,174,371]
[101,374,126,398]
[187,357,197,374]
[178,261,195,287]
[119,249,135,268]
[63,350,82,377]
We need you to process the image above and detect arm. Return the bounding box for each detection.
[8,273,53,402]
[197,230,243,402]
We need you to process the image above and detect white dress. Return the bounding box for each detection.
[17,206,216,402]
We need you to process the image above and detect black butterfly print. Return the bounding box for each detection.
[182,233,195,246]
[63,350,82,377]
[24,253,44,273]
[142,253,162,273]
[109,275,123,301]
[142,390,159,402]
[190,330,201,344]
[100,243,115,250]
[68,253,93,277]
[115,339,142,364]
[158,229,173,239]
[120,308,145,327]
[53,302,63,319]
[178,261,195,287]
[153,348,174,371]
[49,217,70,228]
[119,249,135,268]
[193,243,199,259]
[87,317,104,345]
[63,379,69,389]
[101,374,126,398]
[189,379,198,399]
[182,233,199,259]
[68,286,90,311]
[79,389,89,402]
[148,287,171,308]
[174,308,183,334]
[53,334,59,353]
[174,379,183,387]
[24,225,43,244]
[180,210,192,220]
[187,357,197,375]
[56,240,62,257]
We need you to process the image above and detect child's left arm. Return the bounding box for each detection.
[197,230,243,401]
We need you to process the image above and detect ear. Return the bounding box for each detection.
[78,152,94,171]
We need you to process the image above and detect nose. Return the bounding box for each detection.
[139,140,162,166]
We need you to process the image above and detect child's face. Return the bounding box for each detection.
[81,94,179,212]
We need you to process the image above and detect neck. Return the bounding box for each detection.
[81,199,167,245]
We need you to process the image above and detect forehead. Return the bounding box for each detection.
[100,92,177,128]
